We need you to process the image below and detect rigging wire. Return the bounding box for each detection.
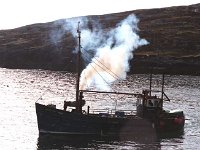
[80,49,130,107]
[81,51,121,90]
[81,48,131,90]
[81,48,121,80]
[89,60,114,90]
[81,51,113,88]
[80,49,118,104]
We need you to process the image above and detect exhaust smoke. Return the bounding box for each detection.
[51,14,149,91]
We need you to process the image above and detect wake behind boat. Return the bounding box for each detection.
[35,17,185,139]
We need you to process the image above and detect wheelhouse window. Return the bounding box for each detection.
[147,99,161,107]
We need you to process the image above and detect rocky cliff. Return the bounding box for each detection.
[0,4,199,75]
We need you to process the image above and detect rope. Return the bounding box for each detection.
[81,48,120,80]
[80,48,130,107]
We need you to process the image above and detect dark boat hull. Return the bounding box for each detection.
[156,111,185,133]
[35,103,157,140]
[137,105,185,134]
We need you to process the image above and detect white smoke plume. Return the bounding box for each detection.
[53,14,148,91]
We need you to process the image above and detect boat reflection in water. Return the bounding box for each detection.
[37,127,184,149]
[37,134,161,149]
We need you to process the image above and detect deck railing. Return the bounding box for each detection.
[89,108,136,116]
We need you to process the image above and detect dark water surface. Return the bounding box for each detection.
[0,68,200,149]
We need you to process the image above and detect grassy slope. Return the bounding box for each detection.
[0,3,199,75]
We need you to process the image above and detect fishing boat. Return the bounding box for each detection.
[35,23,185,138]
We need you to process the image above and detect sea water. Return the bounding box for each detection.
[0,68,199,150]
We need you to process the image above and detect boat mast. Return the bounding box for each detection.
[161,74,164,100]
[161,73,165,107]
[149,73,152,96]
[76,22,82,113]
